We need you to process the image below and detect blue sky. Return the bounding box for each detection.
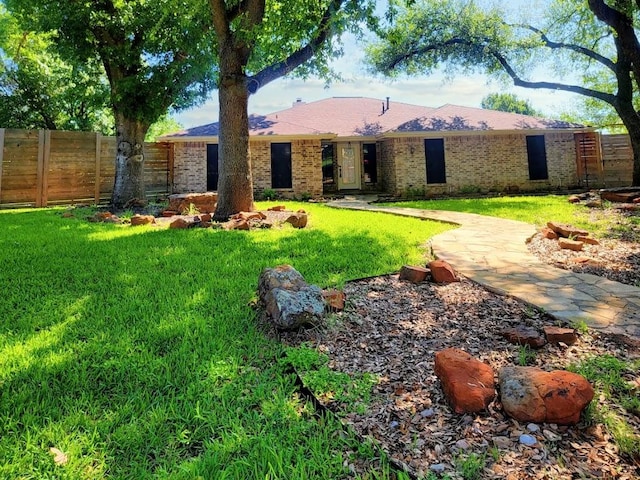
[174,0,583,129]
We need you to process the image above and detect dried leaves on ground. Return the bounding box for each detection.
[279,276,640,479]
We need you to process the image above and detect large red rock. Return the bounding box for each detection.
[558,238,584,251]
[130,214,155,226]
[541,227,559,240]
[499,366,594,425]
[168,192,218,214]
[428,260,459,283]
[544,326,578,345]
[285,212,308,228]
[322,289,346,311]
[599,191,640,203]
[399,265,429,283]
[576,235,600,246]
[547,222,589,239]
[169,217,193,229]
[434,348,495,414]
[501,326,546,349]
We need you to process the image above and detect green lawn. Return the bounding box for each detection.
[383,194,636,238]
[0,202,451,479]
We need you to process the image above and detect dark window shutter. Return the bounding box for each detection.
[425,139,446,184]
[206,144,219,191]
[271,143,292,188]
[526,135,548,180]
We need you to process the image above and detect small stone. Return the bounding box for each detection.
[558,238,584,251]
[527,423,540,433]
[585,199,603,208]
[389,421,399,429]
[161,210,179,217]
[519,434,537,446]
[61,211,74,218]
[492,436,512,449]
[567,195,581,203]
[420,408,435,418]
[543,429,562,442]
[399,265,429,283]
[455,439,471,450]
[268,205,286,212]
[429,464,446,473]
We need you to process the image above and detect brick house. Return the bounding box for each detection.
[162,97,597,197]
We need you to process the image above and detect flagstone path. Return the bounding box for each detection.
[328,196,640,340]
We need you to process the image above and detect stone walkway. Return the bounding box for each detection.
[328,196,640,340]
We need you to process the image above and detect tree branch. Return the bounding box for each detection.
[511,23,616,71]
[246,0,343,94]
[491,49,618,105]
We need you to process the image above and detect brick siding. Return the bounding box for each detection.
[380,132,579,195]
[172,139,323,198]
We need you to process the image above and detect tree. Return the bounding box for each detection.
[481,93,540,116]
[367,0,640,186]
[208,0,377,220]
[145,115,183,142]
[0,5,112,133]
[6,0,216,207]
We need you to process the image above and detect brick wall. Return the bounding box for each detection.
[381,132,579,195]
[172,138,323,198]
[172,142,207,193]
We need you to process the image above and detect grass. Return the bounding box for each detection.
[569,355,640,460]
[382,194,621,236]
[0,202,451,479]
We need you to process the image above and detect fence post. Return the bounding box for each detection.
[42,130,51,206]
[0,128,4,204]
[36,130,45,207]
[95,133,102,204]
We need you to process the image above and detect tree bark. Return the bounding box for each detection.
[213,48,254,220]
[111,113,149,208]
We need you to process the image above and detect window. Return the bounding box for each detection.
[271,142,292,189]
[363,143,377,183]
[322,143,334,184]
[425,138,446,184]
[526,135,549,180]
[206,144,219,191]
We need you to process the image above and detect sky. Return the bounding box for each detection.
[174,0,582,129]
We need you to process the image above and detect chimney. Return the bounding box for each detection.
[381,102,385,114]
[386,97,390,110]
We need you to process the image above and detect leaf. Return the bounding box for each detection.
[49,447,68,466]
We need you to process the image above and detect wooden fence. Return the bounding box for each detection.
[601,134,634,187]
[0,128,172,207]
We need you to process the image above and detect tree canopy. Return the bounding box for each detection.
[481,93,540,116]
[367,0,640,185]
[0,5,112,132]
[5,0,217,206]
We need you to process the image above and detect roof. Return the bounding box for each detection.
[166,97,585,139]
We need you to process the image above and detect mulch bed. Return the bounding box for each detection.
[278,275,639,479]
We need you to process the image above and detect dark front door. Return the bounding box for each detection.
[207,144,219,191]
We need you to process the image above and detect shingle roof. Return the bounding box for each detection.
[167,97,584,138]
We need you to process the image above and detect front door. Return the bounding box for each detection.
[337,142,361,189]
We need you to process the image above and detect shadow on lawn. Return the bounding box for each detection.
[0,209,414,477]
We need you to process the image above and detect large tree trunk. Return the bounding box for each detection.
[615,100,640,186]
[213,51,255,220]
[111,113,149,208]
